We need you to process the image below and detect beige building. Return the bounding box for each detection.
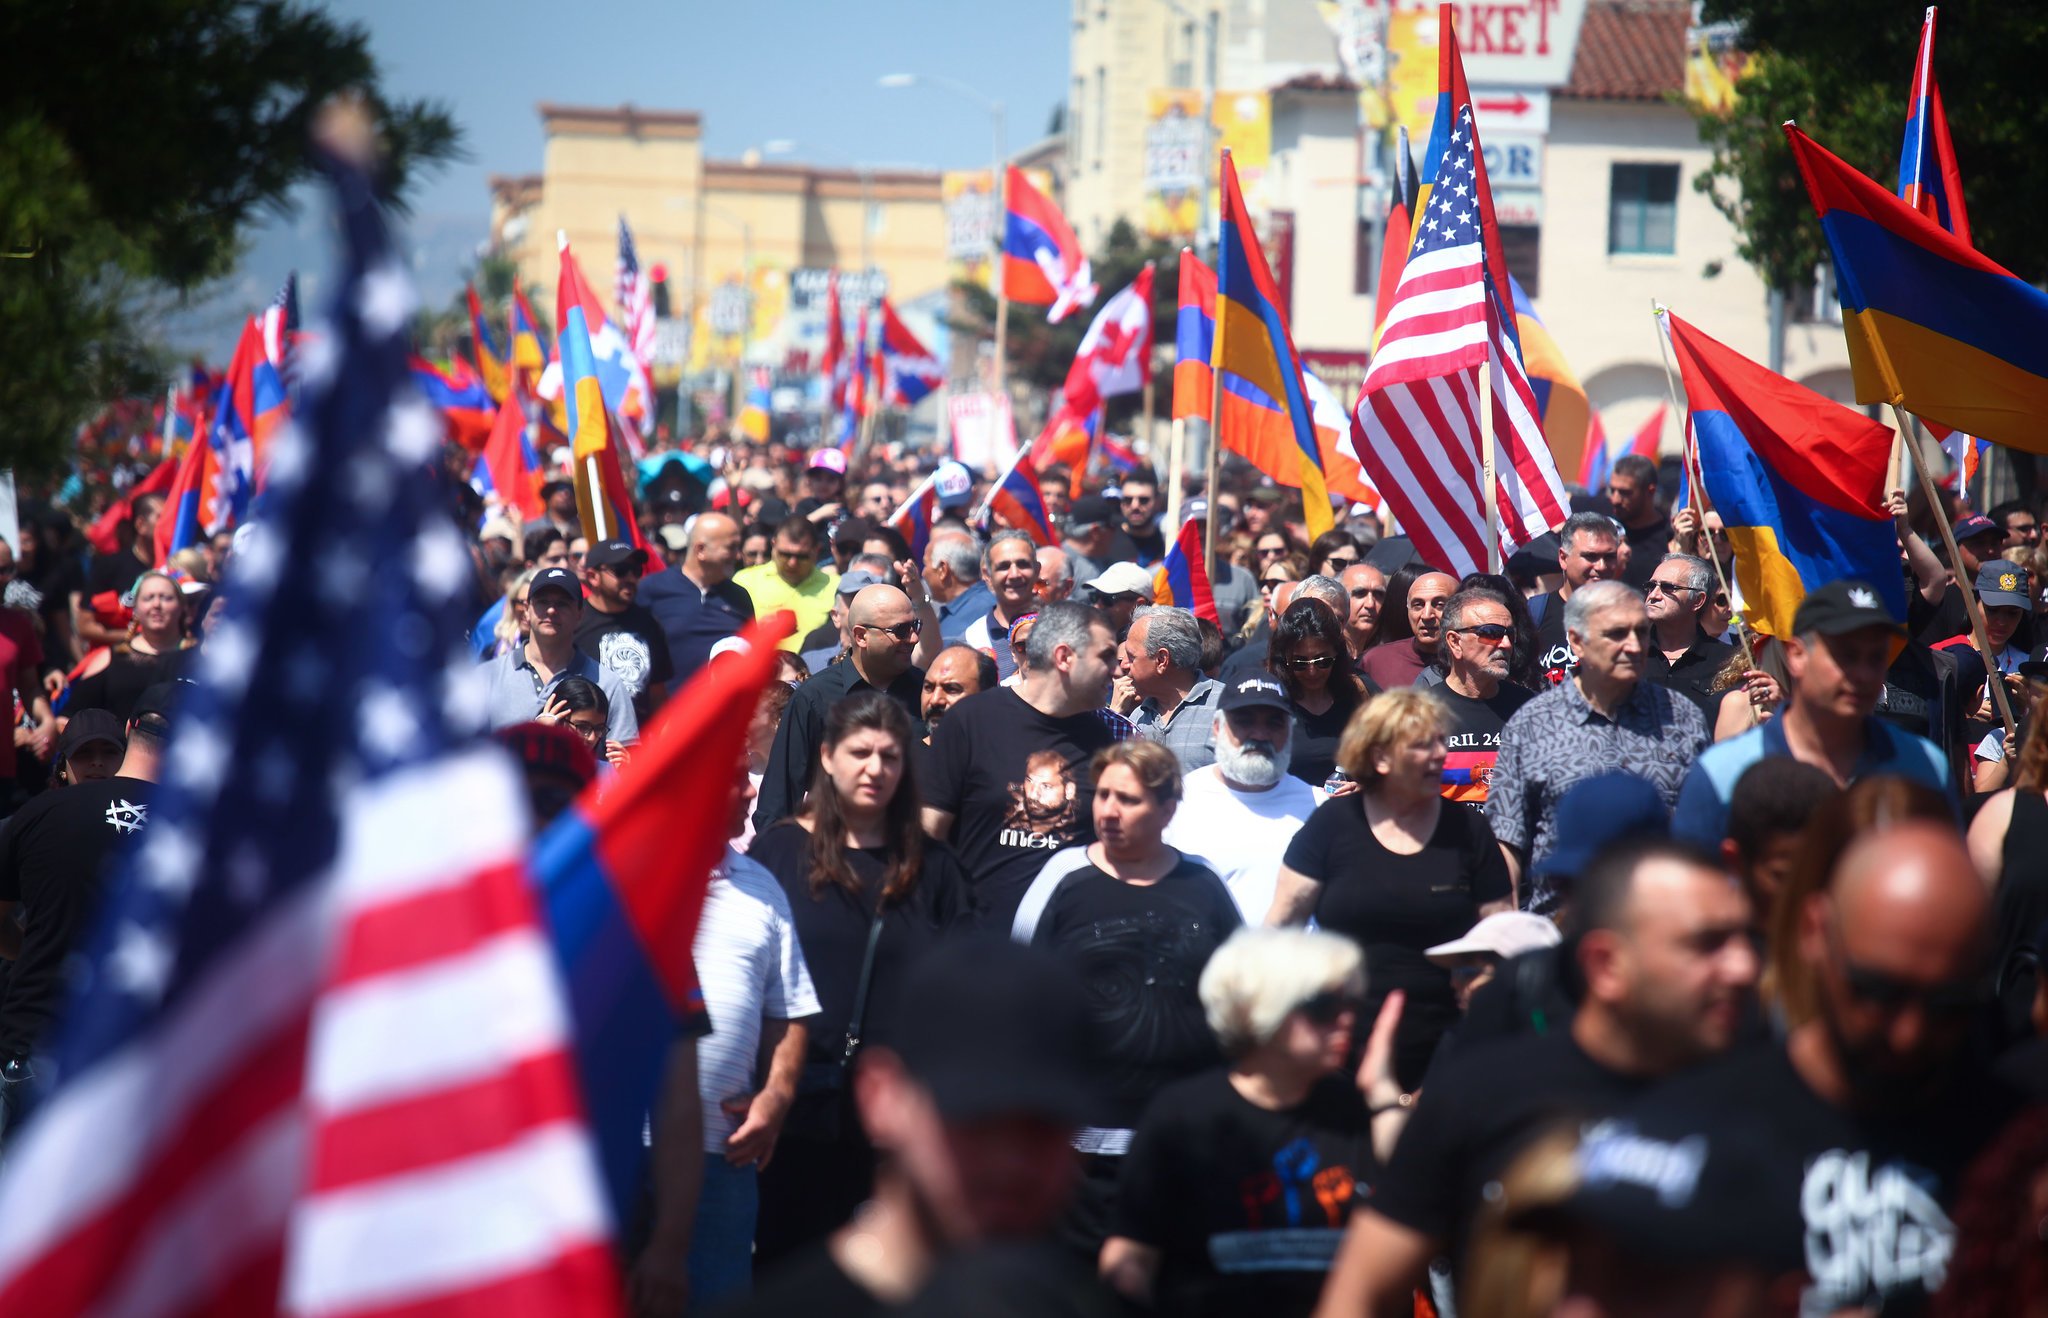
[488,103,948,371]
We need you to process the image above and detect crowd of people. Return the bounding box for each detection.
[7,426,2048,1317]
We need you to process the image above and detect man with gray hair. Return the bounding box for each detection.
[925,530,994,643]
[1642,552,1724,712]
[1036,544,1075,603]
[1116,605,1224,772]
[1533,510,1624,686]
[1489,579,1710,912]
[961,531,1042,680]
[924,600,1125,924]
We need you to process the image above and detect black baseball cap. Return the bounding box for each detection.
[528,566,584,602]
[58,708,126,761]
[1066,496,1115,531]
[584,539,648,572]
[891,939,1096,1125]
[1789,579,1904,638]
[1219,675,1291,715]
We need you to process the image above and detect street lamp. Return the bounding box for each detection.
[879,71,1010,393]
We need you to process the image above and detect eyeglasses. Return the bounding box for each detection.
[1325,555,1359,570]
[1828,923,1985,1016]
[1450,623,1514,644]
[1286,654,1335,671]
[566,718,606,743]
[1295,989,1366,1026]
[1257,545,1289,560]
[859,618,923,642]
[774,548,815,562]
[1646,580,1702,598]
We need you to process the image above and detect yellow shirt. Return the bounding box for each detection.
[734,562,839,651]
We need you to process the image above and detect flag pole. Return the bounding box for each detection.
[1652,305,1753,670]
[1204,151,1232,583]
[1165,417,1186,534]
[1895,402,2018,743]
[1480,351,1500,573]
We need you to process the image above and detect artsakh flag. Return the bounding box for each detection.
[1152,515,1218,623]
[983,448,1056,546]
[532,610,793,1223]
[467,283,511,403]
[1003,166,1096,322]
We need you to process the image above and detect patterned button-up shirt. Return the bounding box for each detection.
[1487,674,1709,913]
[1132,677,1223,772]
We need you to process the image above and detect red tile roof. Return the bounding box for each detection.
[1562,0,1690,101]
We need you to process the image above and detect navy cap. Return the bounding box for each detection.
[1975,558,2032,611]
[528,566,583,602]
[1531,772,1670,885]
[1955,512,2002,544]
[584,538,648,572]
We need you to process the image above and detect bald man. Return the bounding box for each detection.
[1036,545,1075,604]
[642,511,754,686]
[922,644,997,741]
[755,584,928,829]
[1595,822,2013,1315]
[1360,571,1457,688]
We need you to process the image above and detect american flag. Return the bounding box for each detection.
[262,270,300,382]
[1352,107,1566,576]
[0,134,617,1316]
[615,214,657,377]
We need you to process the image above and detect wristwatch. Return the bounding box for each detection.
[1369,1092,1415,1117]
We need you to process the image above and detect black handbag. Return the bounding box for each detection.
[791,904,887,1139]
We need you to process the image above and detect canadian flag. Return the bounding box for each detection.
[1060,263,1155,414]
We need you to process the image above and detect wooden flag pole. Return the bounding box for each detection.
[1652,304,1756,671]
[1480,355,1500,573]
[1165,417,1187,534]
[1896,402,2018,743]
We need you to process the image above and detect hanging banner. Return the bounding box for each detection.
[947,391,1018,472]
[1143,92,1208,240]
[942,169,1056,285]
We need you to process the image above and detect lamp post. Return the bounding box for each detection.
[879,72,1009,396]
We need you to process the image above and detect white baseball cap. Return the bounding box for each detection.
[935,461,974,506]
[1425,911,1562,965]
[1084,561,1156,599]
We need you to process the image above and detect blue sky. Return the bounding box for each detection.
[167,0,1069,351]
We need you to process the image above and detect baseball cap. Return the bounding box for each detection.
[1788,578,1904,638]
[1183,498,1209,524]
[58,708,126,761]
[584,538,649,572]
[1426,911,1563,965]
[493,720,597,790]
[1955,512,2001,544]
[1247,485,1285,507]
[1067,496,1115,530]
[934,461,974,507]
[837,568,887,596]
[807,448,847,476]
[1084,561,1156,600]
[656,524,689,554]
[528,566,584,602]
[1219,675,1291,715]
[1531,771,1669,886]
[1976,558,2032,610]
[891,939,1096,1125]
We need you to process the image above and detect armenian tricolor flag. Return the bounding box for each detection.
[1787,125,2048,451]
[887,469,943,561]
[467,283,511,403]
[1372,126,1419,349]
[1899,6,1968,243]
[557,233,648,553]
[410,354,497,450]
[983,450,1057,546]
[1172,249,1216,421]
[1214,150,1332,538]
[1665,311,1901,639]
[1151,515,1217,624]
[512,285,550,374]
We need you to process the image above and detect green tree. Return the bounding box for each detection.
[0,1,460,474]
[1693,2,2048,293]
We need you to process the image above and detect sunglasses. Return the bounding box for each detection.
[1829,924,1984,1016]
[860,619,923,641]
[1286,654,1335,671]
[1296,990,1366,1026]
[1258,545,1289,560]
[1450,623,1514,643]
[1261,576,1289,589]
[1325,555,1359,570]
[1646,580,1702,598]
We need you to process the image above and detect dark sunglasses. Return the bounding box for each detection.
[1286,654,1335,671]
[1450,623,1514,643]
[1296,990,1366,1026]
[1829,924,1984,1016]
[1325,555,1359,570]
[1258,545,1289,559]
[860,618,923,641]
[1646,580,1702,598]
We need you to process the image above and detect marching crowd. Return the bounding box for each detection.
[7,430,2048,1317]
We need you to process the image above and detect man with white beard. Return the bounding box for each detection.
[1161,675,1326,922]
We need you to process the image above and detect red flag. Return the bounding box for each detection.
[1628,402,1667,458]
[87,458,176,556]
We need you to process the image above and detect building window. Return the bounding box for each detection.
[1500,224,1541,297]
[1609,163,1679,255]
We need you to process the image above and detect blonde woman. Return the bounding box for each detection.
[1269,688,1513,1089]
[66,570,195,723]
[485,567,538,660]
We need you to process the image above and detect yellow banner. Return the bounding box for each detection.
[1385,5,1440,156]
[1142,90,1274,239]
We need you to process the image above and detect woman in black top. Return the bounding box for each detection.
[1271,687,1513,1088]
[66,570,192,723]
[1012,739,1242,1255]
[1104,926,1394,1318]
[748,691,970,1266]
[1269,599,1370,789]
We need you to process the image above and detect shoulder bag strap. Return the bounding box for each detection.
[839,902,889,1068]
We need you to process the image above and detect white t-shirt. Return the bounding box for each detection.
[1161,765,1325,924]
[693,846,820,1152]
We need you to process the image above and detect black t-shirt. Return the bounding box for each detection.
[1020,855,1242,1130]
[1285,699,1356,790]
[84,548,151,602]
[1371,1032,1650,1255]
[1620,519,1667,590]
[67,646,190,724]
[748,822,972,1134]
[1428,683,1535,809]
[1910,580,1969,649]
[1125,522,1166,567]
[1615,1041,2018,1315]
[925,688,1119,926]
[716,1244,881,1318]
[574,601,674,720]
[1532,590,1572,688]
[1115,1069,1376,1318]
[1284,797,1510,1088]
[0,776,156,1059]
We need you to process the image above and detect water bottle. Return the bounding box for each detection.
[1324,768,1352,794]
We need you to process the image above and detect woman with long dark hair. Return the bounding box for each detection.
[747,690,972,1266]
[1269,598,1372,789]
